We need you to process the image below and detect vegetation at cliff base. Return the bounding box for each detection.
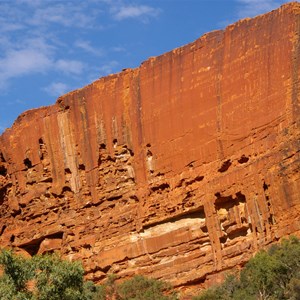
[0,251,88,300]
[194,236,300,300]
[96,274,178,300]
[0,250,177,300]
[1,237,300,300]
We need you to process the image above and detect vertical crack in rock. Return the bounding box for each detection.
[292,5,300,123]
[215,31,225,160]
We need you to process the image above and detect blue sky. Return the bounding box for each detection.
[0,0,292,133]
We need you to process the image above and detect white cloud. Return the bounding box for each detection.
[0,1,102,35]
[0,36,13,50]
[44,82,70,97]
[74,40,104,56]
[0,2,26,34]
[16,0,43,6]
[88,60,119,81]
[0,47,52,88]
[6,99,26,106]
[99,61,119,75]
[0,1,101,90]
[23,37,55,53]
[55,59,85,75]
[111,46,126,52]
[0,22,24,33]
[28,3,100,29]
[0,36,85,89]
[0,36,55,89]
[0,1,136,92]
[237,0,282,18]
[112,4,161,21]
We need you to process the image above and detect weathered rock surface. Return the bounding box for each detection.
[1,2,300,297]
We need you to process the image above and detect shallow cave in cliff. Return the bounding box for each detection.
[19,232,64,256]
[99,143,106,150]
[214,191,246,210]
[0,165,7,176]
[0,152,6,162]
[23,158,32,169]
[64,168,72,174]
[0,182,11,204]
[0,225,6,236]
[218,159,232,172]
[238,155,249,164]
[150,182,170,192]
[78,164,86,170]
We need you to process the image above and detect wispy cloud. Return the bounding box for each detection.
[91,60,119,77]
[0,47,52,89]
[0,0,162,93]
[0,36,85,89]
[74,40,104,56]
[28,2,100,29]
[16,0,43,6]
[218,0,284,28]
[0,2,27,35]
[0,22,24,33]
[55,59,85,76]
[236,0,282,18]
[1,1,101,32]
[44,82,70,97]
[99,60,119,75]
[0,2,94,89]
[5,99,26,106]
[111,4,161,21]
[88,60,119,82]
[111,46,126,52]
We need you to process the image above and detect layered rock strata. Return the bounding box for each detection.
[1,2,300,296]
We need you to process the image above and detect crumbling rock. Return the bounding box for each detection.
[0,3,300,297]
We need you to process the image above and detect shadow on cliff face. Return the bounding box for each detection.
[18,232,64,256]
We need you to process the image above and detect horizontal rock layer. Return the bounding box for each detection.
[1,2,300,297]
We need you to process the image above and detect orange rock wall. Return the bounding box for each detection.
[0,2,300,296]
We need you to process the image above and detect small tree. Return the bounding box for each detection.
[32,254,86,300]
[0,250,178,300]
[194,236,300,300]
[117,275,177,300]
[0,249,35,300]
[193,274,241,300]
[0,250,91,300]
[239,250,282,299]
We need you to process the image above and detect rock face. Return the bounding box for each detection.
[0,2,300,296]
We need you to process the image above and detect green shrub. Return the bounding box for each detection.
[0,250,177,300]
[117,275,177,300]
[0,250,89,300]
[194,236,300,300]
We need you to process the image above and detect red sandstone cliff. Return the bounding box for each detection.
[0,2,300,297]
